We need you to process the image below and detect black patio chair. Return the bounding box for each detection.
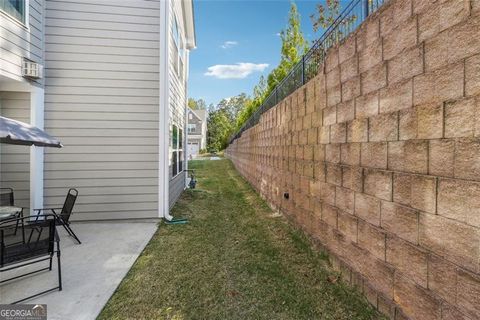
[35,188,81,244]
[0,188,14,206]
[0,214,62,304]
[0,188,24,243]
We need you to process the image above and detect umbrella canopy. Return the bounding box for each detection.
[0,116,62,148]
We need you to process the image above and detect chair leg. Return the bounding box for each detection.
[63,223,81,244]
[57,245,62,291]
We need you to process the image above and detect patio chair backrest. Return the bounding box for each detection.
[0,188,14,206]
[60,188,78,223]
[0,215,56,267]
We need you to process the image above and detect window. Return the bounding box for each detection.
[173,16,180,47]
[1,0,26,24]
[171,124,184,178]
[172,15,184,80]
[188,124,196,134]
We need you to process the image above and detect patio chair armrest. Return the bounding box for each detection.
[34,208,62,213]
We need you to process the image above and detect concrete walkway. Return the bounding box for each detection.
[0,221,158,320]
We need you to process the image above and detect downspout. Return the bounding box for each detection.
[159,0,173,221]
[184,50,190,188]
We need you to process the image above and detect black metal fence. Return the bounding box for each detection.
[229,0,387,144]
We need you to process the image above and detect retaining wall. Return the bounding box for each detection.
[226,0,480,319]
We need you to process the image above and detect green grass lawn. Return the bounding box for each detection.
[98,159,381,320]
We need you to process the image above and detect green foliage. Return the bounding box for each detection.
[235,1,308,132]
[268,2,309,90]
[310,0,340,32]
[207,108,232,152]
[206,93,250,151]
[188,97,207,110]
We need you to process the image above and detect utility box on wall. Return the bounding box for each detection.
[22,58,43,79]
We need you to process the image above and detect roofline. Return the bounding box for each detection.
[184,0,196,49]
[188,108,202,121]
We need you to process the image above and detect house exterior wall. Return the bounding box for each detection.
[195,109,207,149]
[187,108,207,159]
[43,0,161,220]
[0,0,44,85]
[1,0,194,220]
[226,1,480,319]
[0,92,31,211]
[167,0,189,208]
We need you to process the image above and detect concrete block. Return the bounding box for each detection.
[361,63,387,95]
[361,142,388,169]
[387,140,428,174]
[428,254,458,305]
[413,62,464,106]
[368,112,399,142]
[336,100,355,123]
[347,118,369,142]
[429,139,455,177]
[445,98,476,138]
[355,91,379,119]
[419,212,479,272]
[381,201,418,244]
[355,192,381,226]
[337,209,357,241]
[393,274,441,320]
[383,17,417,60]
[379,79,413,114]
[438,178,480,227]
[393,173,436,213]
[358,220,386,261]
[386,236,428,287]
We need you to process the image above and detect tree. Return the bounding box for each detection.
[207,108,233,152]
[216,93,250,122]
[188,98,207,110]
[234,2,308,132]
[206,93,250,151]
[310,0,340,33]
[268,2,309,91]
[310,0,357,45]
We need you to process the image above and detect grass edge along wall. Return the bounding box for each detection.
[226,0,480,319]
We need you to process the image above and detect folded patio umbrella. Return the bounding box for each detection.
[0,116,62,148]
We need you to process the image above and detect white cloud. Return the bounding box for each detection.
[204,63,269,79]
[220,41,238,49]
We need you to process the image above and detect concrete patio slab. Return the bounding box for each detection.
[0,221,158,320]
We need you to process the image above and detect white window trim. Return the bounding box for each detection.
[171,124,184,179]
[0,0,29,28]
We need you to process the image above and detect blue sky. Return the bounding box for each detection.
[188,0,323,107]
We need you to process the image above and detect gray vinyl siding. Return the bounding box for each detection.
[0,0,44,85]
[168,0,187,203]
[0,92,30,211]
[169,171,185,209]
[43,0,160,221]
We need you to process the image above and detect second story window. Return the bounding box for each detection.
[1,0,26,24]
[172,15,184,81]
[188,124,196,134]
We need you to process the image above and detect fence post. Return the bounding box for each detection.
[302,56,305,85]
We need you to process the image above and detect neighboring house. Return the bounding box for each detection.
[186,108,206,159]
[0,0,196,220]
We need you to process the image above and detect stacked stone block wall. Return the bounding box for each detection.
[226,0,480,319]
